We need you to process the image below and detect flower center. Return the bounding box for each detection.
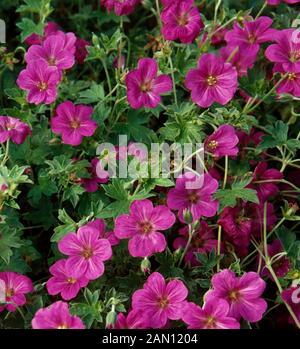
[70,118,81,129]
[290,50,300,63]
[139,221,153,234]
[6,123,15,131]
[140,80,153,92]
[248,34,257,44]
[177,14,189,26]
[207,75,217,86]
[57,324,69,329]
[37,81,48,91]
[208,140,218,151]
[235,215,249,226]
[228,289,241,302]
[193,237,204,248]
[205,315,216,328]
[6,288,14,297]
[158,296,169,309]
[288,72,297,81]
[82,247,93,259]
[47,56,57,65]
[187,191,199,204]
[66,277,77,284]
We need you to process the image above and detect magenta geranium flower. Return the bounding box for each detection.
[25,22,60,46]
[32,301,85,329]
[249,162,283,202]
[237,128,264,151]
[261,239,290,280]
[182,299,240,329]
[273,64,300,97]
[115,199,175,258]
[100,0,141,16]
[173,221,218,266]
[265,29,300,72]
[0,116,31,144]
[128,142,148,162]
[246,202,277,238]
[204,124,239,158]
[80,158,109,193]
[125,58,172,109]
[282,287,300,326]
[218,202,276,257]
[0,272,33,312]
[86,218,120,246]
[17,60,61,105]
[132,272,188,328]
[185,53,238,108]
[113,55,126,70]
[167,172,219,223]
[267,0,300,5]
[225,16,276,55]
[220,46,257,77]
[161,0,204,44]
[205,269,267,322]
[218,206,252,257]
[46,259,89,301]
[75,38,89,64]
[114,309,149,329]
[58,224,112,280]
[161,0,175,7]
[211,26,229,46]
[25,32,76,71]
[51,101,97,146]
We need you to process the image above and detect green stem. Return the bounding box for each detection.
[263,202,268,258]
[1,140,10,166]
[254,179,299,192]
[132,180,142,197]
[217,225,222,272]
[168,56,178,107]
[155,0,162,28]
[255,1,267,19]
[100,58,112,95]
[241,247,260,268]
[117,17,124,73]
[223,155,228,189]
[21,225,44,231]
[209,16,238,39]
[15,305,26,321]
[262,201,300,329]
[245,73,288,114]
[268,265,300,329]
[266,217,285,239]
[214,0,222,24]
[178,224,194,267]
[105,83,119,99]
[216,156,229,272]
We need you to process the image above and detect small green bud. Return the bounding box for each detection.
[106,310,117,328]
[183,209,193,224]
[141,257,151,274]
[92,34,100,47]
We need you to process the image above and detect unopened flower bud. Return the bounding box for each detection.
[141,257,151,274]
[106,310,117,327]
[183,209,193,224]
[92,34,100,47]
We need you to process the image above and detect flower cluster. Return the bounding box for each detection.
[17,23,88,105]
[0,116,31,145]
